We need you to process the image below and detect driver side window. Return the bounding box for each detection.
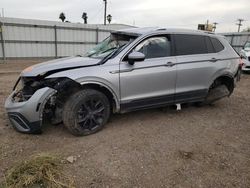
[134,36,171,59]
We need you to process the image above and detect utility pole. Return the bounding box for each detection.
[236,18,244,32]
[103,0,107,25]
[213,22,218,32]
[1,8,4,17]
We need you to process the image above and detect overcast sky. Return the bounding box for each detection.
[1,0,250,32]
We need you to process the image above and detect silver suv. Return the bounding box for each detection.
[5,27,241,136]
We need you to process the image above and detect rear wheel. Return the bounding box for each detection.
[195,79,230,107]
[63,89,110,136]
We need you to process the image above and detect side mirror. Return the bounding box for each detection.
[128,51,145,65]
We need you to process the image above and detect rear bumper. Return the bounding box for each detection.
[5,87,57,133]
[242,59,250,71]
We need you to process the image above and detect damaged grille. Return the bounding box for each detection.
[12,76,79,102]
[13,77,47,102]
[22,77,43,99]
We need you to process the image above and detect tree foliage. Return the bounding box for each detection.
[82,12,88,24]
[59,12,66,22]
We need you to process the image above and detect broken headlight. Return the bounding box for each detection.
[13,77,61,101]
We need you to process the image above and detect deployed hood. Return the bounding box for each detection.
[21,56,100,77]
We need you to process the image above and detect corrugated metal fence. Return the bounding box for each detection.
[0,17,133,59]
[221,32,250,53]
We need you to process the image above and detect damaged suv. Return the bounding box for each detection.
[5,27,241,136]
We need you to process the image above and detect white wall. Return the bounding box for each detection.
[0,17,134,59]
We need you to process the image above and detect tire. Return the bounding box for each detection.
[195,80,230,107]
[63,89,110,136]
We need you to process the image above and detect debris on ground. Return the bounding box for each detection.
[1,153,75,188]
[178,150,194,159]
[66,156,77,164]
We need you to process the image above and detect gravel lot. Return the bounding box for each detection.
[0,60,250,187]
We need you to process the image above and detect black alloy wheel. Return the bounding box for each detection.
[63,89,110,136]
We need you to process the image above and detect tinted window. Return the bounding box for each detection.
[205,37,215,53]
[210,37,224,52]
[174,34,207,55]
[134,36,171,59]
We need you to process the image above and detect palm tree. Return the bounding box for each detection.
[59,12,66,22]
[82,12,88,24]
[107,14,112,24]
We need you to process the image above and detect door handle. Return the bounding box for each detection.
[209,58,218,63]
[165,62,175,67]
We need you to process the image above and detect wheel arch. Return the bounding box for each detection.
[79,81,120,113]
[211,74,235,94]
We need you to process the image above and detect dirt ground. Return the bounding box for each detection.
[0,59,250,188]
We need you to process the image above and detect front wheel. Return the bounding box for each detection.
[63,89,110,136]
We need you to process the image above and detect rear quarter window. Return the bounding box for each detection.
[210,37,224,52]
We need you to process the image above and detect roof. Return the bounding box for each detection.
[112,27,216,36]
[111,27,157,36]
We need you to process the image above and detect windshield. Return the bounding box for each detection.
[84,33,137,58]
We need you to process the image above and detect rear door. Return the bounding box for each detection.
[119,34,177,111]
[174,34,220,103]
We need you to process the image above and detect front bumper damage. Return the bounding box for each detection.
[5,87,57,133]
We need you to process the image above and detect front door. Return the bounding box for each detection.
[119,35,177,112]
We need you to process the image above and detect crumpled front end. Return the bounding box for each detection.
[5,77,57,134]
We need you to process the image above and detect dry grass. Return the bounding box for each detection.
[1,153,75,188]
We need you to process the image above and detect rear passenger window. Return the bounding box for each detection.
[174,34,207,55]
[210,37,224,52]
